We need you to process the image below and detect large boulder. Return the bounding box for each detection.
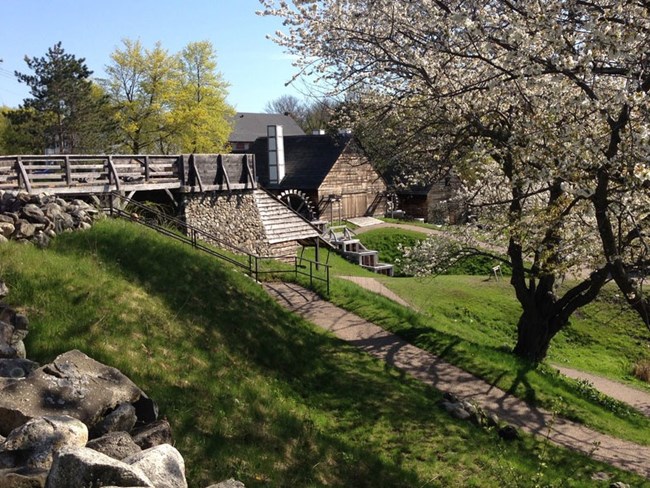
[0,350,156,436]
[1,415,88,469]
[124,444,187,488]
[45,447,153,488]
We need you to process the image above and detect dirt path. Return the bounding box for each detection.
[264,281,650,479]
[342,273,650,419]
[339,276,415,309]
[554,365,650,418]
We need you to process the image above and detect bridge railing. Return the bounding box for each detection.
[0,155,182,194]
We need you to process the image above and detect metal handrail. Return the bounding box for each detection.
[107,192,330,294]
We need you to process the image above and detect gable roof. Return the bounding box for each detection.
[252,134,354,190]
[229,112,305,143]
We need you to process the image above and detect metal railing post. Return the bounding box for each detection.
[327,265,330,296]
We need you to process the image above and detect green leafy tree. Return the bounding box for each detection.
[105,39,233,154]
[169,41,233,152]
[10,42,113,153]
[104,39,177,154]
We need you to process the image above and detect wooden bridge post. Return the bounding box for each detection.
[15,156,32,193]
[64,155,72,185]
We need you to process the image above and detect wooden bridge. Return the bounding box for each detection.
[0,153,257,197]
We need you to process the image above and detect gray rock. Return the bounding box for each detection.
[0,359,39,378]
[0,350,154,436]
[86,432,141,461]
[0,235,8,243]
[124,444,187,488]
[131,419,172,450]
[92,403,137,438]
[0,467,49,487]
[1,415,88,469]
[609,483,631,488]
[449,405,472,420]
[207,479,246,488]
[0,214,14,224]
[20,205,48,225]
[45,447,153,488]
[13,221,35,239]
[0,222,15,238]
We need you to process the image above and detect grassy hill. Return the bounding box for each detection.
[0,218,647,487]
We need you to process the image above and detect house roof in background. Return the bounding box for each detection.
[253,134,354,190]
[229,112,305,142]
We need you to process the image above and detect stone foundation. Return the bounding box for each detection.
[181,190,286,258]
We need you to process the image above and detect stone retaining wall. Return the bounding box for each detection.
[181,190,286,257]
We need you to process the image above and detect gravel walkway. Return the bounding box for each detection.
[264,281,650,479]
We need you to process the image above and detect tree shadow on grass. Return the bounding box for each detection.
[22,221,627,486]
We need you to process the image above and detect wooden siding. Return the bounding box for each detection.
[318,147,387,220]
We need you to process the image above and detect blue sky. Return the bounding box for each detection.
[0,0,312,111]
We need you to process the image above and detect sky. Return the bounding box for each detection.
[0,0,314,112]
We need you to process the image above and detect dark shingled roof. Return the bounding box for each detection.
[253,134,353,190]
[229,112,305,143]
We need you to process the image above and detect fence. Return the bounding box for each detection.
[107,192,330,294]
[0,154,182,194]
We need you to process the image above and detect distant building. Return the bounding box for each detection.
[228,112,304,153]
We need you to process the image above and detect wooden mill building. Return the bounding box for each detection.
[252,130,388,221]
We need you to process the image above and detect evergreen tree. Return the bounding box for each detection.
[11,42,114,154]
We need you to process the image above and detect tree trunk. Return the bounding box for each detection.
[512,310,563,363]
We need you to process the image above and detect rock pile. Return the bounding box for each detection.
[0,190,99,247]
[0,281,243,487]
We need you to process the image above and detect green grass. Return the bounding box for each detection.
[354,227,426,275]
[316,272,650,447]
[0,218,645,486]
[356,227,512,276]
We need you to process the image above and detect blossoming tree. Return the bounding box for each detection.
[262,0,650,362]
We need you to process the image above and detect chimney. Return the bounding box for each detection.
[267,125,285,184]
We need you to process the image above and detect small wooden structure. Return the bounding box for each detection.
[324,226,393,276]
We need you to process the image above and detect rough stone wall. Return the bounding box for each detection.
[181,191,274,257]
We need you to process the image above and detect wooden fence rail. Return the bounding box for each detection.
[0,154,183,195]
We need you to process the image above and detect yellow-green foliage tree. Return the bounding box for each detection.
[104,39,232,154]
[104,39,177,154]
[170,41,233,153]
